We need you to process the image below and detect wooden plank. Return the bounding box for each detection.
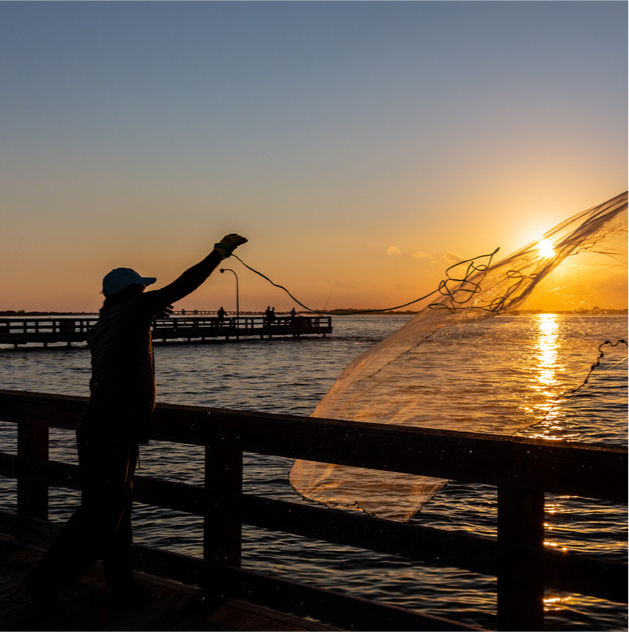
[231,493,497,576]
[1,390,625,502]
[0,535,336,632]
[131,544,481,631]
[496,487,544,631]
[2,465,625,605]
[496,541,628,605]
[204,427,243,567]
[218,599,341,631]
[157,410,626,502]
[2,529,481,630]
[17,423,48,519]
[211,412,627,501]
[5,453,81,490]
[0,511,60,548]
[234,494,627,602]
[211,563,483,631]
[226,493,628,603]
[0,390,86,431]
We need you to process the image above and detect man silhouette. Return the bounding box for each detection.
[25,233,247,611]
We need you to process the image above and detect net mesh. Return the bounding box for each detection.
[289,192,628,521]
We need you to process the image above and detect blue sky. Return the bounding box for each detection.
[1,1,626,311]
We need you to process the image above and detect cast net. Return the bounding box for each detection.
[289,192,628,521]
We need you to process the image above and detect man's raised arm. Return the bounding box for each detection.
[151,234,248,306]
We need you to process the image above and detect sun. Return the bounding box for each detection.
[537,238,555,258]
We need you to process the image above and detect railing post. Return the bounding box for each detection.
[497,486,545,631]
[17,422,49,519]
[204,423,243,585]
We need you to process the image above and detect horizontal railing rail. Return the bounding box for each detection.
[0,389,626,631]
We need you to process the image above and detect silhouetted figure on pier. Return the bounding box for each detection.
[265,306,276,327]
[25,233,247,613]
[217,306,226,322]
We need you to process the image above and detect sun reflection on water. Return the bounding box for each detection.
[544,593,573,613]
[536,313,559,387]
[531,313,563,430]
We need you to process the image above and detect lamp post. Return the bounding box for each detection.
[220,268,239,326]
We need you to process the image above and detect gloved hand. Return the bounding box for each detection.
[155,304,174,319]
[214,234,248,258]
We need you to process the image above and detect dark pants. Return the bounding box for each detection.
[30,427,138,592]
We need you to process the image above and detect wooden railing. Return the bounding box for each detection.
[151,315,332,342]
[0,316,332,348]
[0,389,626,631]
[0,317,96,347]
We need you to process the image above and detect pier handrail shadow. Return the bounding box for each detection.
[0,389,626,631]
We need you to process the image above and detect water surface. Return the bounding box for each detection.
[0,314,626,630]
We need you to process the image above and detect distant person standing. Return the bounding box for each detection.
[289,307,297,318]
[264,306,276,328]
[217,306,226,321]
[25,233,247,612]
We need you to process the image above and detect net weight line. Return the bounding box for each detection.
[524,339,628,433]
[232,247,502,315]
[565,338,628,397]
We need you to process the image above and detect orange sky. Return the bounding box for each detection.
[1,3,627,313]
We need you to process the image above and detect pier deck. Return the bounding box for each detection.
[0,315,332,349]
[0,534,337,631]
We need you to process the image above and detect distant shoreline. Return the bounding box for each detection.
[1,309,627,317]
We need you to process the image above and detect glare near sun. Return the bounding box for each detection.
[537,238,555,258]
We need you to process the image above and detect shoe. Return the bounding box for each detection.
[108,581,152,604]
[25,572,64,615]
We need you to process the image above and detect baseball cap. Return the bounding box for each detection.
[102,268,157,297]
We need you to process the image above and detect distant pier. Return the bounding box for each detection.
[0,315,332,349]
